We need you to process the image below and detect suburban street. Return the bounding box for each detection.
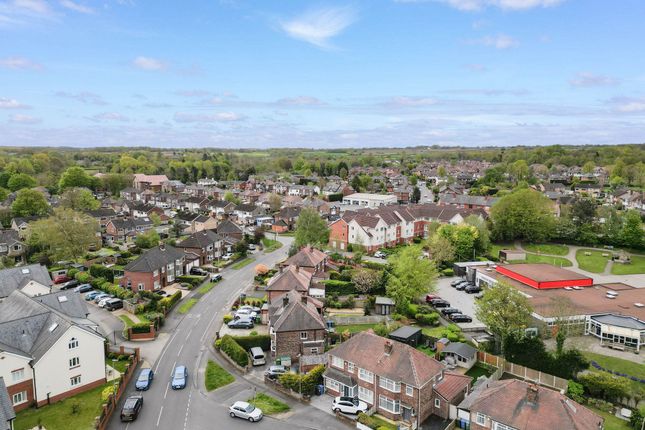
[107,235,345,430]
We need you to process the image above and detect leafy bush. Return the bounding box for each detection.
[567,380,585,404]
[406,303,419,318]
[373,321,402,337]
[101,386,115,403]
[415,312,439,326]
[219,335,248,367]
[441,268,454,277]
[75,271,91,283]
[90,276,106,288]
[67,268,79,279]
[223,314,233,324]
[321,280,356,295]
[578,372,629,402]
[177,275,204,287]
[277,365,325,395]
[159,291,182,311]
[98,282,134,300]
[131,322,152,334]
[232,335,271,351]
[362,261,388,271]
[89,264,114,282]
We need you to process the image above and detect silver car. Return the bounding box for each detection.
[229,401,263,422]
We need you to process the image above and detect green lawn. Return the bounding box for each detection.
[178,298,198,314]
[107,357,130,373]
[15,383,110,430]
[119,314,136,327]
[522,243,569,256]
[588,406,631,430]
[582,351,645,393]
[205,360,235,391]
[336,323,379,334]
[417,344,436,357]
[247,393,290,415]
[576,249,610,273]
[488,242,515,260]
[519,253,573,267]
[231,257,254,270]
[465,364,495,380]
[261,238,283,253]
[611,255,645,275]
[197,282,216,294]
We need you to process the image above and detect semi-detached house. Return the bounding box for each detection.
[120,244,185,291]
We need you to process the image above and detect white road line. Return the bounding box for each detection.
[164,382,169,399]
[153,330,180,373]
[156,406,164,427]
[186,328,193,339]
[183,391,192,430]
[177,344,184,357]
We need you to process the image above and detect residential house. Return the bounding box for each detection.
[161,180,185,193]
[268,290,326,361]
[85,208,118,230]
[0,264,52,300]
[208,200,236,218]
[104,218,153,244]
[120,244,185,291]
[181,196,209,213]
[275,207,302,230]
[282,246,327,276]
[10,217,42,240]
[123,202,164,219]
[176,213,218,235]
[119,187,139,201]
[265,266,313,302]
[215,220,243,241]
[323,331,471,427]
[573,183,603,199]
[176,230,223,265]
[288,185,317,197]
[0,230,26,265]
[0,377,16,430]
[0,290,106,411]
[322,181,345,196]
[133,174,169,192]
[458,379,603,430]
[233,204,265,225]
[438,194,499,212]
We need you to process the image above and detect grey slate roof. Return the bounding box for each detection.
[591,314,645,330]
[0,378,15,430]
[123,244,185,273]
[32,290,90,319]
[0,264,52,298]
[269,290,325,333]
[323,367,356,387]
[0,229,22,246]
[375,296,395,306]
[442,342,477,359]
[216,220,243,235]
[177,230,222,249]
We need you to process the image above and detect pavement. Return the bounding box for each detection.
[106,236,348,430]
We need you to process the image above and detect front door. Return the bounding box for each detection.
[402,406,412,422]
[343,385,352,396]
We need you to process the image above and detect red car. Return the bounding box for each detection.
[53,274,70,284]
[425,294,440,303]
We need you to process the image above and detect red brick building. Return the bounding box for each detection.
[120,244,185,291]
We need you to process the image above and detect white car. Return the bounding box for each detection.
[98,296,115,308]
[222,253,234,261]
[235,308,257,319]
[239,305,261,313]
[374,251,386,258]
[332,396,368,414]
[229,401,263,422]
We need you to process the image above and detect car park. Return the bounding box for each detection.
[332,396,368,414]
[235,308,258,319]
[455,282,472,291]
[171,365,187,389]
[450,279,464,287]
[229,401,263,422]
[264,365,287,379]
[190,267,207,276]
[430,299,451,308]
[93,292,110,303]
[59,280,79,290]
[104,298,123,311]
[440,307,461,316]
[74,283,93,293]
[238,304,261,313]
[450,314,473,323]
[135,368,154,390]
[85,291,101,301]
[228,317,254,329]
[97,295,115,307]
[120,395,143,422]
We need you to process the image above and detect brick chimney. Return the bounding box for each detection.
[301,295,307,305]
[384,340,393,355]
[295,265,300,273]
[526,384,539,404]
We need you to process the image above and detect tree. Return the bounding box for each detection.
[436,224,478,261]
[0,187,9,202]
[620,210,644,249]
[11,189,49,216]
[294,208,329,248]
[386,246,437,312]
[351,268,380,294]
[28,208,99,261]
[509,159,530,183]
[490,188,556,243]
[134,229,160,249]
[428,234,455,266]
[59,187,100,211]
[7,173,36,191]
[149,212,162,226]
[582,161,595,174]
[475,281,532,353]
[59,166,95,190]
[411,186,421,203]
[268,193,282,212]
[571,198,596,227]
[224,191,240,205]
[101,173,132,195]
[464,215,491,256]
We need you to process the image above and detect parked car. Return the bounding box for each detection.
[222,253,234,261]
[105,298,123,311]
[53,274,71,284]
[171,365,187,389]
[97,295,115,307]
[74,284,93,293]
[264,365,287,380]
[59,280,79,290]
[450,314,473,323]
[465,285,481,294]
[190,267,207,276]
[235,308,257,319]
[425,294,441,303]
[248,244,256,250]
[456,282,473,291]
[120,395,143,422]
[85,291,101,301]
[453,281,469,289]
[238,304,261,313]
[154,290,169,297]
[332,396,368,415]
[227,317,254,329]
[441,307,461,316]
[93,292,110,303]
[135,368,154,390]
[211,273,222,282]
[374,251,386,258]
[450,279,464,287]
[229,401,263,422]
[430,299,451,308]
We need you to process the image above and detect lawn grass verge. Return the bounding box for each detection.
[582,351,645,393]
[247,393,290,415]
[336,323,379,334]
[465,364,495,380]
[231,257,254,270]
[611,255,645,275]
[261,238,283,253]
[205,360,235,391]
[198,282,216,294]
[512,253,572,267]
[587,406,631,430]
[576,249,610,273]
[488,242,515,260]
[119,314,136,327]
[178,298,198,314]
[522,243,569,256]
[15,383,110,430]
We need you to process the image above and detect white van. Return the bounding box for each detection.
[250,347,266,366]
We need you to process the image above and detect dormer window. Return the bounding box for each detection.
[68,338,79,349]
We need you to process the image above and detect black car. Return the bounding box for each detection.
[456,282,474,291]
[465,285,482,294]
[105,298,123,311]
[120,395,143,422]
[227,318,254,329]
[430,299,451,308]
[190,267,207,276]
[440,307,461,316]
[450,314,473,323]
[59,280,79,290]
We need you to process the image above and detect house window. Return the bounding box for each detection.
[325,378,340,392]
[493,423,517,430]
[476,413,486,425]
[69,357,80,369]
[378,395,400,414]
[331,356,344,369]
[405,385,414,397]
[347,362,355,373]
[70,375,82,387]
[68,338,79,349]
[11,368,24,382]
[153,270,159,277]
[434,398,441,408]
[300,332,308,340]
[358,386,374,404]
[359,368,374,383]
[138,283,144,291]
[310,347,319,354]
[379,377,400,393]
[12,391,27,406]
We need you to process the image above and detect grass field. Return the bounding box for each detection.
[576,249,610,273]
[465,364,496,380]
[247,393,290,415]
[488,242,515,260]
[517,253,573,267]
[178,298,198,314]
[336,323,379,333]
[588,407,631,430]
[231,257,254,270]
[522,243,569,255]
[611,255,645,275]
[582,351,645,393]
[197,282,216,294]
[205,360,235,391]
[261,238,283,253]
[15,383,110,430]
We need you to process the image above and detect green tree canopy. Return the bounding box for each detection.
[59,166,95,190]
[11,189,49,216]
[7,173,37,191]
[490,188,556,243]
[436,224,479,261]
[59,187,100,211]
[620,210,644,249]
[28,208,99,261]
[134,229,160,249]
[294,208,329,248]
[101,173,132,195]
[386,246,437,312]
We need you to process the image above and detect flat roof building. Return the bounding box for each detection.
[342,193,397,208]
[496,263,593,289]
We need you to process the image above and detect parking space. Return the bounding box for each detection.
[433,277,486,330]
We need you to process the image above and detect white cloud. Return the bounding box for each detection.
[174,90,212,97]
[469,34,519,49]
[11,0,52,15]
[0,56,43,70]
[385,96,438,107]
[132,56,167,71]
[396,0,564,11]
[464,63,487,72]
[280,6,356,49]
[9,114,41,124]
[569,72,619,87]
[276,96,324,106]
[91,112,130,122]
[56,91,107,105]
[0,97,29,109]
[173,112,245,123]
[59,0,95,14]
[609,97,645,113]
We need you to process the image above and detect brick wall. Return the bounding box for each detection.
[274,329,326,361]
[6,379,35,412]
[329,220,348,250]
[120,271,156,291]
[35,377,106,407]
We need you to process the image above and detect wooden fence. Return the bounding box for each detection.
[95,346,141,430]
[477,351,568,391]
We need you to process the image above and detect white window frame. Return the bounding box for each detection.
[310,347,319,354]
[378,395,400,414]
[300,332,308,340]
[70,375,82,387]
[358,386,374,404]
[68,338,79,349]
[347,362,355,373]
[476,413,486,425]
[12,391,27,406]
[493,423,517,430]
[379,376,400,393]
[325,378,340,392]
[69,357,80,369]
[11,368,24,383]
[331,356,344,369]
[434,398,441,408]
[359,368,374,383]
[405,385,414,397]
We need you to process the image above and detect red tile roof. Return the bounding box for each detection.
[434,372,471,401]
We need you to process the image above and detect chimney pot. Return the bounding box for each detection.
[527,384,539,404]
[384,340,393,355]
[283,295,289,307]
[301,295,307,305]
[159,243,166,251]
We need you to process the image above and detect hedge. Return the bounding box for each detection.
[67,268,79,279]
[131,322,153,334]
[159,291,182,311]
[321,280,356,295]
[219,335,249,367]
[441,268,454,277]
[232,335,271,351]
[177,275,204,287]
[362,261,388,271]
[75,271,91,283]
[89,264,114,282]
[415,312,439,325]
[277,364,325,394]
[98,282,134,300]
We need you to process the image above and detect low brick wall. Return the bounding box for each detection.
[128,324,156,341]
[95,347,141,430]
[263,377,310,404]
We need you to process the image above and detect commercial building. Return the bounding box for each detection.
[342,193,397,208]
[495,264,593,290]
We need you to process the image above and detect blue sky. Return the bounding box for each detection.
[1,0,644,148]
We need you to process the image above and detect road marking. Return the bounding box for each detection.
[177,344,184,357]
[153,330,180,373]
[156,406,163,427]
[164,383,169,399]
[183,390,192,430]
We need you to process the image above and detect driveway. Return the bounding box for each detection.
[433,277,486,330]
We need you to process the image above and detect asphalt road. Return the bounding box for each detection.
[107,236,345,430]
